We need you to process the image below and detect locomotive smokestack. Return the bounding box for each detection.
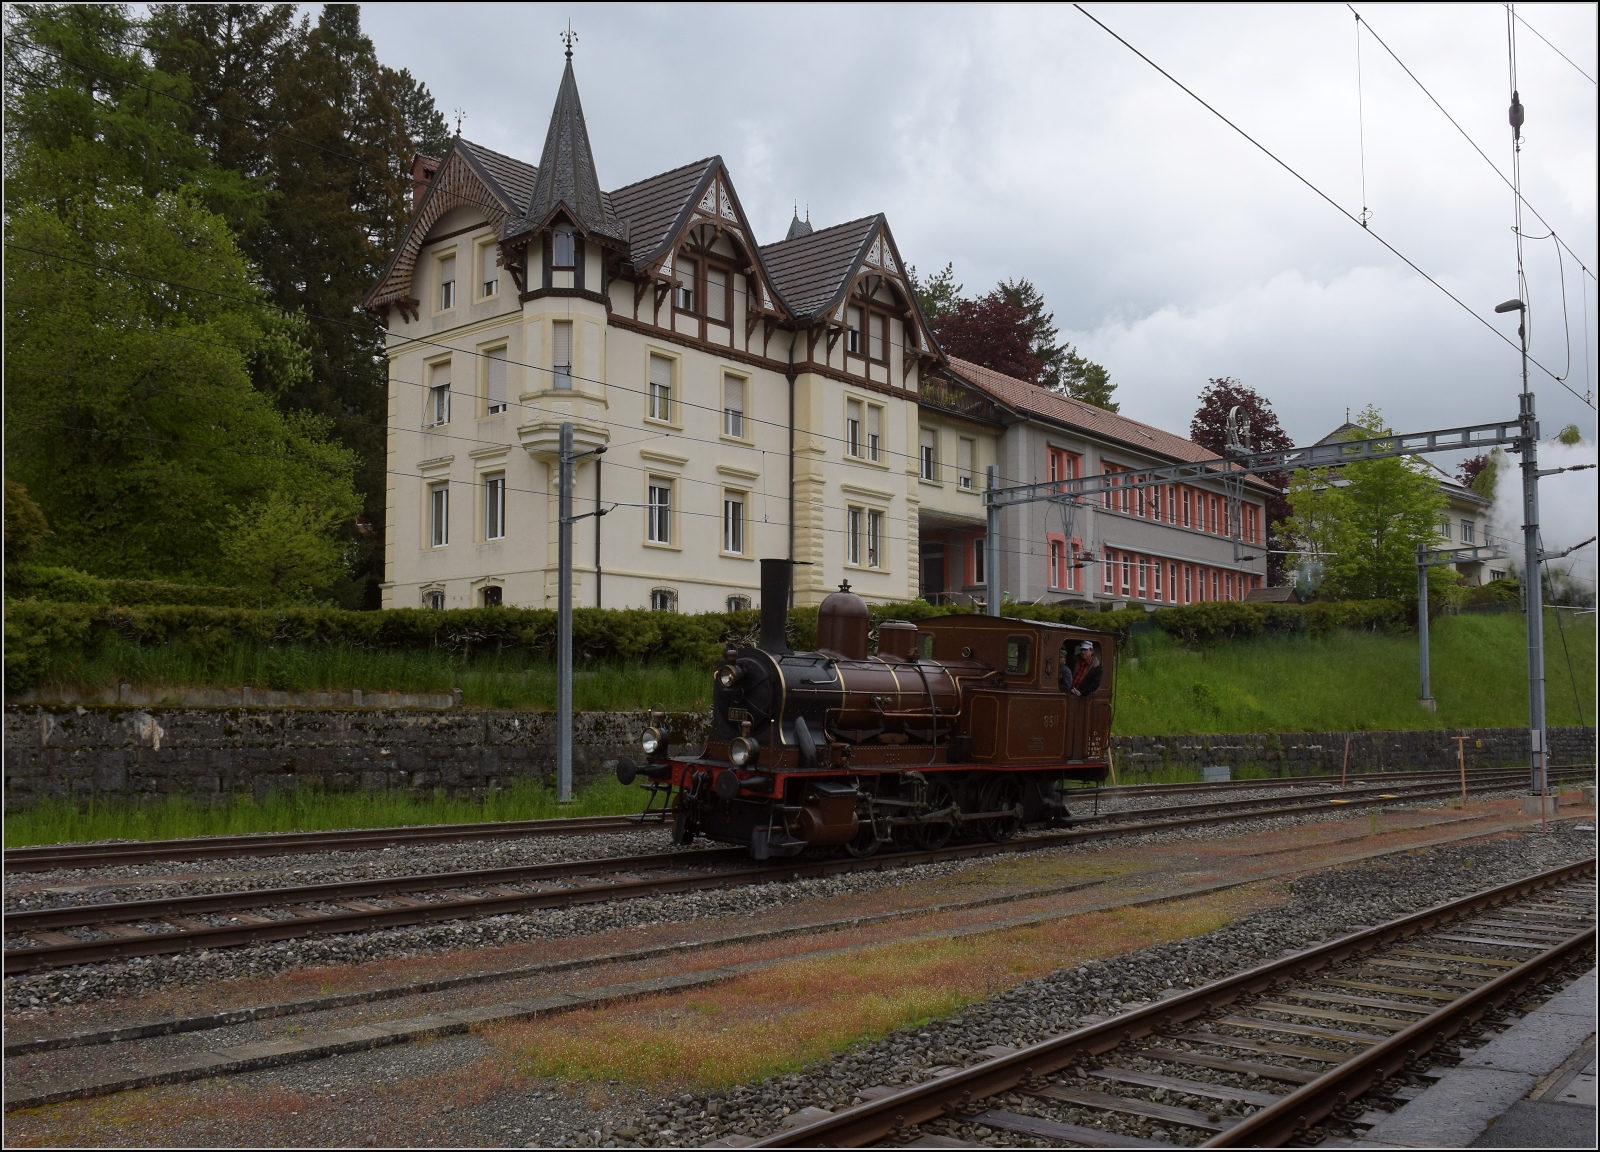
[758,558,792,653]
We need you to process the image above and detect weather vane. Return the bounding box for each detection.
[560,20,577,59]
[452,108,466,137]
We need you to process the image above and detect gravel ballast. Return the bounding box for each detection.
[564,824,1595,1149]
[1,791,1549,1011]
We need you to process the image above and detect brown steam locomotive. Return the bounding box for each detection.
[618,559,1115,859]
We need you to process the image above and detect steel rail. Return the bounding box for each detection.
[1207,925,1596,1146]
[751,857,1597,1147]
[2,775,1570,973]
[8,764,1582,874]
[6,771,1540,933]
[1,813,664,873]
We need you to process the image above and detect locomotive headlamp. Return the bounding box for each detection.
[716,663,743,689]
[640,726,663,755]
[729,736,760,767]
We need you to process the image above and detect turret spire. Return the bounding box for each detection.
[520,44,624,244]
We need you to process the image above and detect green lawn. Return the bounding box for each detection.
[2,776,649,847]
[1113,608,1594,735]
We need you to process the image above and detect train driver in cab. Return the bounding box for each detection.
[1063,640,1102,697]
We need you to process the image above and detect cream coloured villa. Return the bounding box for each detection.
[366,51,1270,613]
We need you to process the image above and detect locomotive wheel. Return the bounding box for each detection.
[844,818,881,858]
[978,775,1023,843]
[913,779,957,851]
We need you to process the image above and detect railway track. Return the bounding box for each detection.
[1,770,1569,974]
[6,764,1583,873]
[751,857,1597,1148]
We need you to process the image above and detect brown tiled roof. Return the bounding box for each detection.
[459,140,537,209]
[608,158,717,269]
[950,358,1218,464]
[759,215,880,320]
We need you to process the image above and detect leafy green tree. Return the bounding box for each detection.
[907,262,963,323]
[4,479,52,571]
[221,493,352,600]
[1279,406,1447,600]
[4,4,359,593]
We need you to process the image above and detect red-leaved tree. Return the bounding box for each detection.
[1190,377,1294,585]
[930,295,1042,383]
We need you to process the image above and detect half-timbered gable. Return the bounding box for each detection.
[363,139,535,322]
[608,158,792,362]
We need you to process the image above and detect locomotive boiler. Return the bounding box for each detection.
[618,559,1114,859]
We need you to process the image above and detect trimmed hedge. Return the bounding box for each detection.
[8,565,260,608]
[2,596,1414,693]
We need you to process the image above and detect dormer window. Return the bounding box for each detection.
[869,314,887,362]
[674,258,697,312]
[552,230,576,269]
[846,306,864,355]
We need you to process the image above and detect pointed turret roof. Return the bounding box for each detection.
[516,56,625,245]
[785,208,813,241]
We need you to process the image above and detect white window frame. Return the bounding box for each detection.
[722,491,745,555]
[726,594,751,612]
[429,482,449,548]
[846,306,864,355]
[958,437,975,490]
[650,587,678,612]
[866,403,882,462]
[428,383,451,427]
[866,509,883,569]
[647,478,673,545]
[423,588,446,610]
[484,473,506,540]
[847,507,863,565]
[846,399,863,458]
[919,428,937,481]
[1461,519,1475,543]
[673,257,696,312]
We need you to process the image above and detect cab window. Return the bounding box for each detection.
[1005,636,1032,675]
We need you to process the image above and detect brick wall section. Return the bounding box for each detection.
[2,705,1591,811]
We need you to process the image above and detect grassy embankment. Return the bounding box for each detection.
[6,609,1591,846]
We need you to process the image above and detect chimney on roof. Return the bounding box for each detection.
[411,152,439,213]
[786,204,813,241]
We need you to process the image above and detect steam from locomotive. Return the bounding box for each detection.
[620,559,1114,859]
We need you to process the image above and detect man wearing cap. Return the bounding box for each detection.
[1063,640,1102,697]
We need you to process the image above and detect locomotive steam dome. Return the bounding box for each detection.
[816,581,870,660]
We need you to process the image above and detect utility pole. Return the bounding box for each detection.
[1510,303,1547,799]
[985,464,1001,616]
[556,422,607,803]
[1416,544,1434,711]
[557,422,575,803]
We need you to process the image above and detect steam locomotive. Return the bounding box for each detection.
[618,559,1114,859]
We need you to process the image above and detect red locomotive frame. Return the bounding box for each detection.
[622,561,1114,859]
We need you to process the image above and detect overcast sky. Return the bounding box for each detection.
[363,2,1597,456]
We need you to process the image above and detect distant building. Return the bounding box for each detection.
[1312,424,1505,586]
[364,50,1275,614]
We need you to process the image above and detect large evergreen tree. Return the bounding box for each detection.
[1190,377,1292,582]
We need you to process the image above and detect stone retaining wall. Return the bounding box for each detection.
[2,704,1591,811]
[3,706,710,811]
[1112,726,1596,778]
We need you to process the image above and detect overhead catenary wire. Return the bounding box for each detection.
[1348,4,1596,284]
[1511,6,1597,86]
[1072,3,1595,412]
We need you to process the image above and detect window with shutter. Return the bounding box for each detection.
[722,375,744,438]
[919,427,936,480]
[485,349,507,413]
[706,267,728,322]
[438,255,456,310]
[484,474,505,539]
[867,405,881,461]
[552,322,572,390]
[846,400,863,457]
[869,314,886,361]
[428,361,451,426]
[481,244,498,297]
[674,258,696,312]
[430,483,449,547]
[846,307,864,355]
[648,354,673,421]
[959,438,974,489]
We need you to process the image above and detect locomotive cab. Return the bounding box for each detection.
[624,559,1115,859]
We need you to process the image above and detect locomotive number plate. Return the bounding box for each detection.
[726,707,751,723]
[1028,737,1045,752]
